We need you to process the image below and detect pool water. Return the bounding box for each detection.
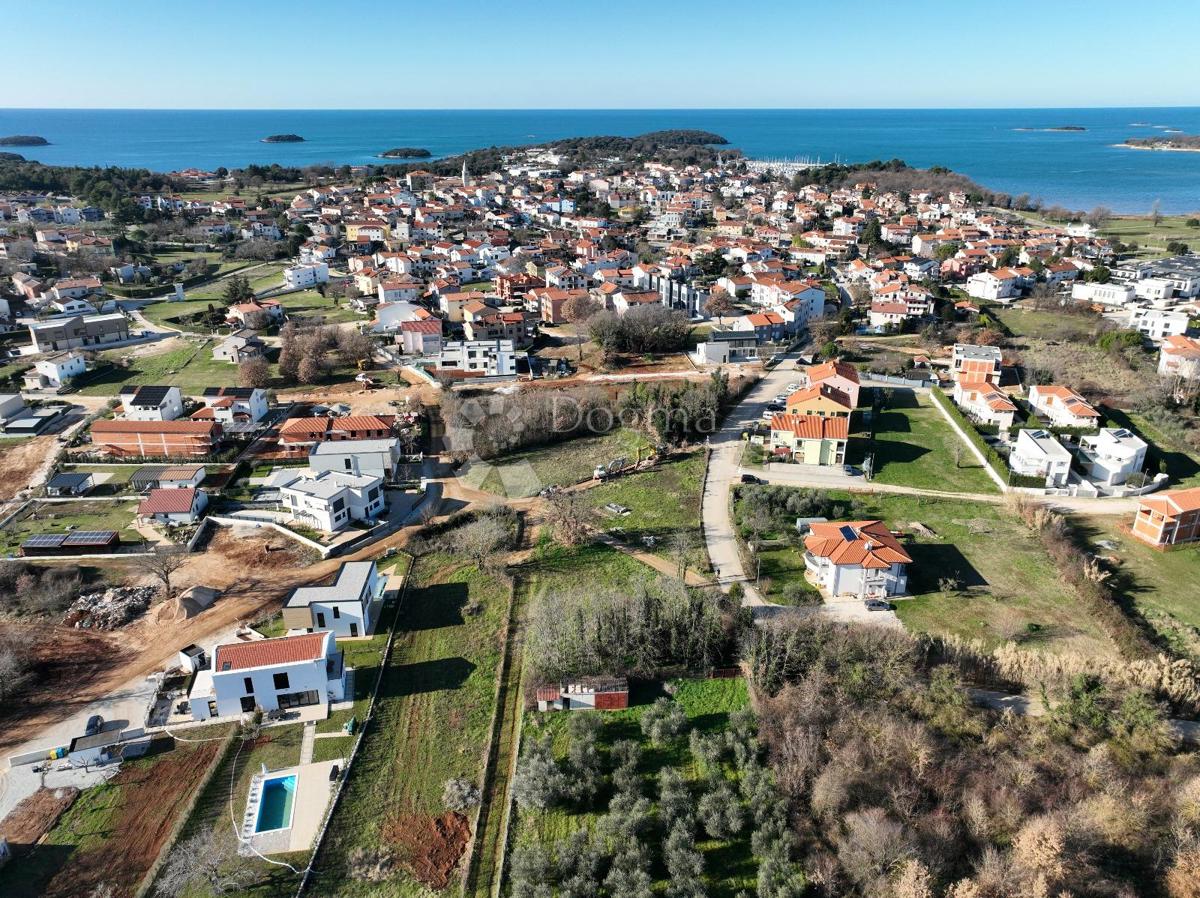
[255,775,297,833]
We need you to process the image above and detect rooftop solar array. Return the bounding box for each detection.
[129,385,173,407]
[63,530,118,546]
[21,533,67,548]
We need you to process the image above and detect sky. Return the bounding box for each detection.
[4,0,1197,109]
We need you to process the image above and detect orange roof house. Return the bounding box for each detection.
[1131,486,1200,548]
[785,383,854,418]
[803,520,912,598]
[805,359,861,407]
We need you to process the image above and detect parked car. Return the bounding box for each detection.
[864,599,893,611]
[85,715,104,736]
[741,474,765,484]
[766,403,784,412]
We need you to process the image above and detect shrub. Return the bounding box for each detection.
[639,697,688,746]
[441,777,481,812]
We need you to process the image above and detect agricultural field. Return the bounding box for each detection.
[308,550,511,896]
[512,678,761,898]
[461,428,653,498]
[1082,516,1200,657]
[0,500,139,554]
[78,340,248,396]
[851,389,998,494]
[1,731,228,898]
[840,491,1118,657]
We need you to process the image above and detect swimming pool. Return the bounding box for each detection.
[255,774,297,833]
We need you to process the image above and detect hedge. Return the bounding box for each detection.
[930,385,1037,489]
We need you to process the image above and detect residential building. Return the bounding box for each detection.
[1078,427,1147,487]
[283,262,329,290]
[399,318,443,355]
[804,360,861,407]
[1028,384,1100,429]
[212,330,268,364]
[119,385,184,422]
[1127,307,1189,344]
[803,520,912,598]
[437,339,521,377]
[22,352,86,390]
[136,487,208,525]
[282,561,384,638]
[1131,486,1200,548]
[768,414,849,465]
[195,387,269,424]
[273,469,385,532]
[29,313,129,353]
[1159,334,1200,380]
[1071,282,1135,307]
[785,383,854,418]
[952,380,1017,430]
[692,330,759,365]
[89,420,221,457]
[45,471,95,497]
[966,268,1020,302]
[225,300,284,328]
[278,414,394,452]
[188,631,346,721]
[309,438,403,481]
[1010,429,1072,488]
[951,344,1003,383]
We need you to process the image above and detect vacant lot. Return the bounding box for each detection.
[1082,516,1200,657]
[1111,407,1200,488]
[1100,214,1200,257]
[0,500,139,554]
[838,491,1118,657]
[992,306,1101,341]
[139,297,231,331]
[461,428,653,498]
[274,289,365,325]
[79,340,244,396]
[583,450,706,546]
[309,551,510,896]
[2,734,227,898]
[852,390,997,493]
[514,678,758,898]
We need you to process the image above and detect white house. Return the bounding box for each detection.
[197,386,270,424]
[1159,334,1200,380]
[1127,307,1189,344]
[1010,429,1072,488]
[1028,384,1100,429]
[966,268,1020,302]
[803,520,911,599]
[1071,282,1135,308]
[1078,427,1148,487]
[283,262,329,290]
[120,385,184,422]
[952,380,1017,430]
[22,352,86,390]
[136,486,208,525]
[437,339,520,376]
[272,469,385,532]
[282,561,384,638]
[309,438,403,481]
[188,631,345,721]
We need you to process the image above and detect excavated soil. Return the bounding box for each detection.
[382,810,471,890]
[0,786,80,852]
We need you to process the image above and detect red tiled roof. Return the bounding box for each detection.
[330,415,392,432]
[92,420,219,435]
[804,520,912,570]
[138,487,199,515]
[279,417,331,436]
[770,414,849,440]
[214,632,329,672]
[807,360,860,385]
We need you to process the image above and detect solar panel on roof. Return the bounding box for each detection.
[22,533,67,548]
[132,385,172,406]
[840,525,858,541]
[63,530,118,546]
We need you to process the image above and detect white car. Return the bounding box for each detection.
[786,382,800,392]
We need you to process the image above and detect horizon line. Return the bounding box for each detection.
[2,105,1199,113]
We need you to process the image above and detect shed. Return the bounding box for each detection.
[537,677,630,711]
[46,471,95,497]
[130,465,169,492]
[67,729,122,765]
[20,530,121,556]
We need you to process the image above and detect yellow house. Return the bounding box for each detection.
[784,383,854,418]
[769,414,849,464]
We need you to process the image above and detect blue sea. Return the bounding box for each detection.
[1,108,1199,214]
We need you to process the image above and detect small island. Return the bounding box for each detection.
[0,135,50,146]
[379,147,432,159]
[261,134,304,143]
[1120,134,1200,152]
[1014,125,1086,132]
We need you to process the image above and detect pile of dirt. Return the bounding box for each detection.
[382,811,471,890]
[0,786,79,853]
[205,527,314,570]
[63,585,157,629]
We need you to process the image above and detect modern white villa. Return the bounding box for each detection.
[1010,429,1072,488]
[803,520,911,599]
[269,468,385,532]
[282,560,384,638]
[1078,427,1148,487]
[188,631,345,721]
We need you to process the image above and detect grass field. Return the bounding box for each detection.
[1100,214,1200,257]
[1082,516,1200,657]
[78,341,245,396]
[583,450,706,547]
[461,428,654,498]
[273,289,365,325]
[139,298,231,331]
[1109,408,1200,488]
[0,500,139,554]
[754,544,821,604]
[853,390,998,494]
[834,491,1118,657]
[309,551,510,897]
[513,678,759,898]
[991,306,1101,341]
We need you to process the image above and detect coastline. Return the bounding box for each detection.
[1115,142,1200,153]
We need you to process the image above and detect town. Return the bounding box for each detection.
[0,130,1199,898]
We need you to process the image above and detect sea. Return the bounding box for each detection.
[1,108,1199,214]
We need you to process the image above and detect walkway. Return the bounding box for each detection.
[299,722,316,765]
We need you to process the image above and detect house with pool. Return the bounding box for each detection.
[187,631,345,721]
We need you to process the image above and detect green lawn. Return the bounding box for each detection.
[78,341,247,396]
[855,390,998,493]
[460,281,495,292]
[1110,408,1200,488]
[140,298,231,331]
[836,491,1118,657]
[991,307,1100,341]
[514,678,759,898]
[1100,214,1200,257]
[522,538,658,594]
[754,545,821,605]
[461,429,654,498]
[1083,517,1200,657]
[308,551,510,897]
[583,450,706,547]
[274,289,366,325]
[0,500,139,554]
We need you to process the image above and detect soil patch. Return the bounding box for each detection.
[37,738,223,898]
[382,810,471,889]
[0,436,58,501]
[0,787,79,853]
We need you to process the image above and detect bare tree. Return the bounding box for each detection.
[133,546,189,598]
[668,529,699,579]
[455,515,510,573]
[704,287,735,325]
[238,356,270,389]
[562,293,601,361]
[0,634,32,704]
[154,827,261,896]
[543,491,591,547]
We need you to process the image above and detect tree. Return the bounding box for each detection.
[704,287,735,325]
[603,840,653,898]
[567,712,603,807]
[668,529,699,579]
[698,782,743,839]
[664,821,706,898]
[0,634,31,702]
[512,735,569,810]
[543,491,591,547]
[221,274,253,304]
[133,546,188,598]
[640,697,688,747]
[442,777,481,811]
[658,767,694,832]
[1151,199,1163,227]
[455,515,510,574]
[562,294,601,361]
[154,827,261,897]
[1085,206,1113,229]
[238,356,270,389]
[277,323,301,383]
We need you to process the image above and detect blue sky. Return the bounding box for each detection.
[5,0,1196,109]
